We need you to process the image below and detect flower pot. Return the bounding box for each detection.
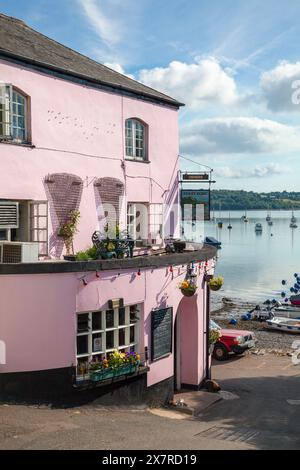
[90,364,138,382]
[209,284,222,291]
[90,368,114,382]
[63,255,76,261]
[181,287,197,297]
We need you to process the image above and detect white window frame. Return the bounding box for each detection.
[29,201,48,256]
[76,304,141,378]
[0,84,28,143]
[149,204,164,245]
[125,119,147,161]
[127,202,149,244]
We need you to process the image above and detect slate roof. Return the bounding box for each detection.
[0,13,183,108]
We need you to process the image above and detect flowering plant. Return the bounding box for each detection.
[179,279,197,297]
[209,276,224,291]
[89,350,140,372]
[209,329,221,345]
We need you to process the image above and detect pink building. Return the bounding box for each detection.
[0,14,216,404]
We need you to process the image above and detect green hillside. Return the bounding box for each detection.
[211,190,300,210]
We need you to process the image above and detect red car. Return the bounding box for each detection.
[210,319,257,361]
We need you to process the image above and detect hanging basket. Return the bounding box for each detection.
[180,285,197,297]
[208,277,224,292]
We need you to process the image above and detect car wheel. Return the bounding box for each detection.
[213,343,229,361]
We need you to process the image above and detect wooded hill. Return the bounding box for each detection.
[211,190,300,210]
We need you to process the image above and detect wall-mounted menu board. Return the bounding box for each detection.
[151,307,173,361]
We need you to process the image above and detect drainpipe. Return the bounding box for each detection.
[205,273,212,381]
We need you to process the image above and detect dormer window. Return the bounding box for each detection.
[0,85,29,143]
[125,119,147,161]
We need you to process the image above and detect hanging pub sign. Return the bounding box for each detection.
[180,189,211,221]
[182,173,210,181]
[151,307,173,361]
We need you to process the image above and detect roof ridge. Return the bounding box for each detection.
[14,16,177,104]
[0,12,28,27]
[0,12,184,107]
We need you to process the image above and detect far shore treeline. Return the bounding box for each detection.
[211,190,300,210]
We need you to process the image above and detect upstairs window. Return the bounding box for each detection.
[125,119,147,161]
[0,85,29,143]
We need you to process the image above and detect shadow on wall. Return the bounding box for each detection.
[94,177,124,233]
[44,173,83,258]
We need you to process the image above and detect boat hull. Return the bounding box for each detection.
[264,317,300,334]
[290,295,300,306]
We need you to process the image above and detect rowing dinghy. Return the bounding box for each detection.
[273,306,300,319]
[264,317,300,334]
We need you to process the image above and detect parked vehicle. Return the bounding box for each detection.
[210,320,257,361]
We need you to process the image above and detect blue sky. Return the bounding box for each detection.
[1,0,300,191]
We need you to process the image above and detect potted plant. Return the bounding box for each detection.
[208,276,224,291]
[179,279,197,297]
[58,210,80,260]
[209,328,221,354]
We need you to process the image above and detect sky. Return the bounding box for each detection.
[1,0,300,191]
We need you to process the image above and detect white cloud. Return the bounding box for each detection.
[77,0,121,47]
[181,117,300,155]
[261,61,300,112]
[138,57,238,110]
[104,62,134,79]
[215,163,288,179]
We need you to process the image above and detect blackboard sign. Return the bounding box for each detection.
[151,307,173,361]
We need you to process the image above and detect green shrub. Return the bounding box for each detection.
[76,246,97,261]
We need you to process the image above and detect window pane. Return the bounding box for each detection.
[92,333,102,352]
[106,310,115,328]
[77,335,88,355]
[106,330,114,349]
[119,328,126,347]
[77,313,89,333]
[119,307,125,326]
[92,311,102,331]
[130,305,140,323]
[130,326,135,343]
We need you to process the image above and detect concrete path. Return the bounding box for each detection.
[0,354,300,450]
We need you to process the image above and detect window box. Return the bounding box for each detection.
[90,364,138,382]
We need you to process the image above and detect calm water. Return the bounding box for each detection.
[196,210,300,302]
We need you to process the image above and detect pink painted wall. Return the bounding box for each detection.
[0,263,210,387]
[0,59,180,254]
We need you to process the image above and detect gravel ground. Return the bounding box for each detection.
[211,297,298,354]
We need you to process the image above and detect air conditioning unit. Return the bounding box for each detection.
[0,242,39,263]
[0,201,19,229]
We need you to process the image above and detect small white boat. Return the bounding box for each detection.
[255,223,263,232]
[290,222,298,228]
[264,317,300,334]
[273,307,300,319]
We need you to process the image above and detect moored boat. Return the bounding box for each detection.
[264,317,300,334]
[204,236,221,248]
[290,294,300,306]
[255,223,263,232]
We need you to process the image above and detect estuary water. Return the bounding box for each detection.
[205,210,300,302]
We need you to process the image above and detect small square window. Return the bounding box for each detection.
[106,330,114,350]
[106,310,115,328]
[92,311,102,331]
[77,335,88,355]
[119,307,126,326]
[77,313,89,333]
[119,328,126,347]
[92,333,102,352]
